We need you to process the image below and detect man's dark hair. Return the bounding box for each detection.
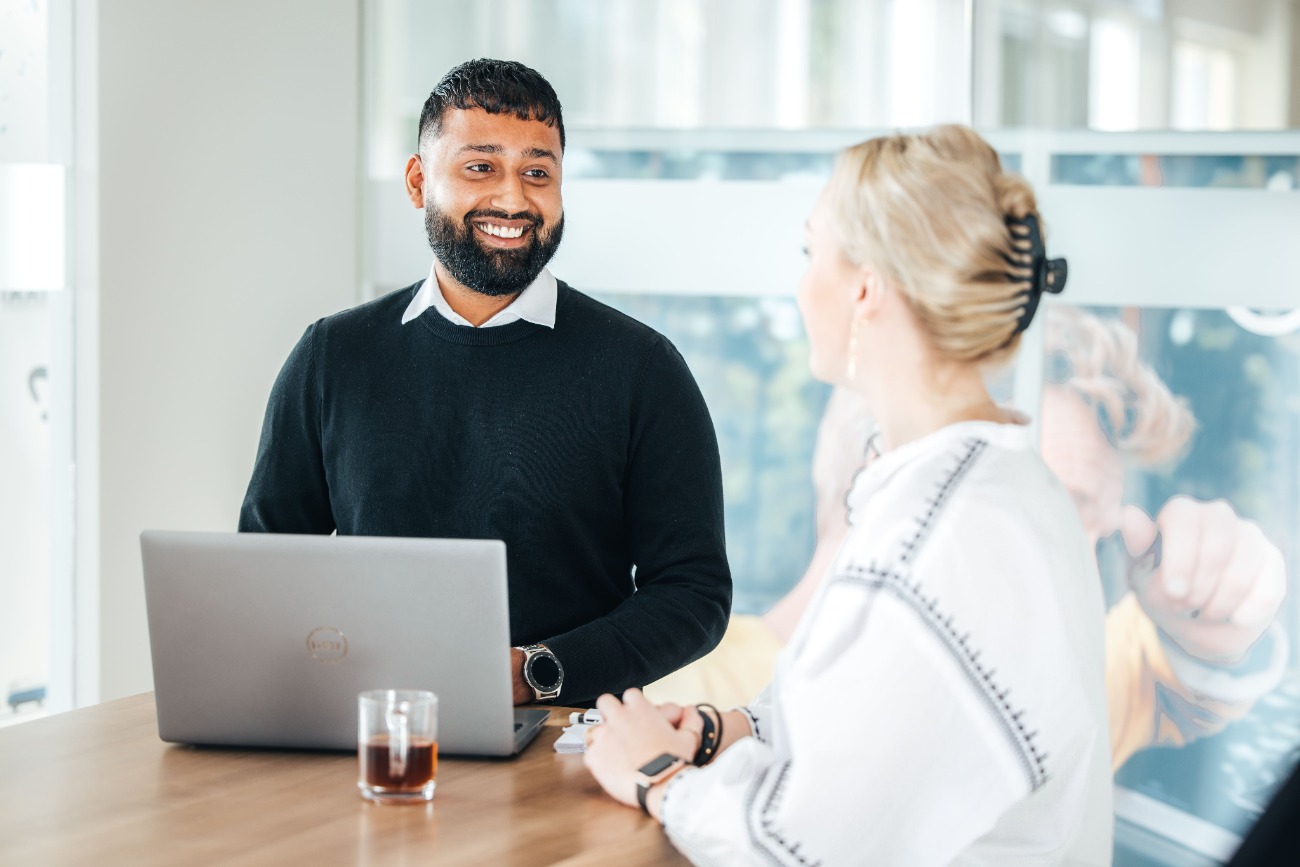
[418,58,565,152]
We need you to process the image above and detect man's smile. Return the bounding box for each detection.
[474,219,534,245]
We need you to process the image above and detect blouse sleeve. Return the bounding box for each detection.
[737,684,774,745]
[660,581,1037,867]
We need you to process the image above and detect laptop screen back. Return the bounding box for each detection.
[141,531,517,756]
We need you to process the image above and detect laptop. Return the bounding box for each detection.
[140,530,549,756]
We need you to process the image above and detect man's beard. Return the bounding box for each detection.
[424,201,564,297]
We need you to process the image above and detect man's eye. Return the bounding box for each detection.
[468,163,492,173]
[525,169,549,179]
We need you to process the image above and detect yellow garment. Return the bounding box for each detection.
[643,615,782,709]
[1105,591,1244,770]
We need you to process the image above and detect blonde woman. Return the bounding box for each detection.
[583,126,1113,865]
[648,307,1288,771]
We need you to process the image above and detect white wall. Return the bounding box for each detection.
[84,0,361,702]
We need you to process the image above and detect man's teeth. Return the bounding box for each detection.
[478,223,526,239]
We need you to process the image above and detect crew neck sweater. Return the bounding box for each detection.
[239,280,732,704]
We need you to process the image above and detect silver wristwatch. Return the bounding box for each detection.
[518,643,564,701]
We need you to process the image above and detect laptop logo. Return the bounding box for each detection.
[307,626,348,663]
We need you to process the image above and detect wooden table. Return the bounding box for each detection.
[0,693,689,866]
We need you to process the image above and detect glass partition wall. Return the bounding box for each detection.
[0,0,73,728]
[360,2,1298,863]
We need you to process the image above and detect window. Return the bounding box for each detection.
[0,0,73,726]
[593,293,827,615]
[363,2,1300,861]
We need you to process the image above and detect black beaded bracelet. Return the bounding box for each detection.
[693,703,723,766]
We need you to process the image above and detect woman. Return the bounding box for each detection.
[646,307,1287,773]
[583,125,1114,865]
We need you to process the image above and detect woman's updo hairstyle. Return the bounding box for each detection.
[827,124,1052,367]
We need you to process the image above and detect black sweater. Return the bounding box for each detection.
[239,280,732,703]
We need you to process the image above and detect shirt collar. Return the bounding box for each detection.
[401,263,557,329]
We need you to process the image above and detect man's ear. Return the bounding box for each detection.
[404,155,425,209]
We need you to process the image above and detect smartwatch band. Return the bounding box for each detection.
[636,753,686,816]
[635,778,654,815]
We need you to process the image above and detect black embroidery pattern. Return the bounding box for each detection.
[741,706,765,743]
[896,438,985,567]
[744,762,822,867]
[837,438,1051,792]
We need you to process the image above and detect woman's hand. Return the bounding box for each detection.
[655,701,687,727]
[583,689,699,810]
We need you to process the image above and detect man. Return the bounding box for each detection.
[239,58,731,706]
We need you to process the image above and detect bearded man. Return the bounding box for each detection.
[239,59,731,707]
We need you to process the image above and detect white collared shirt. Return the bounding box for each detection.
[400,263,558,329]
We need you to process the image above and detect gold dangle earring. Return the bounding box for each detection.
[846,317,861,382]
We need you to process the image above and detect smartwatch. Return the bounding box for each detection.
[517,643,564,701]
[636,752,687,815]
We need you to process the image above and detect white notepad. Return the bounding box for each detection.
[554,723,594,753]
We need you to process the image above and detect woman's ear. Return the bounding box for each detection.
[853,268,886,321]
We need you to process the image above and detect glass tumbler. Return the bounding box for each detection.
[357,689,438,803]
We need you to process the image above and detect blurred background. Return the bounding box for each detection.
[2,2,1297,863]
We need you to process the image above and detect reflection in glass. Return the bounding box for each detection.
[593,293,829,615]
[592,291,1017,622]
[1043,306,1298,864]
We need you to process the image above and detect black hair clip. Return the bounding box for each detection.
[1005,213,1068,335]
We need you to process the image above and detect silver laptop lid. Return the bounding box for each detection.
[141,531,521,756]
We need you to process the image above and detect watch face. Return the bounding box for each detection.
[527,653,562,690]
[639,753,679,777]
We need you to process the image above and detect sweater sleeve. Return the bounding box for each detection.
[541,336,732,703]
[238,324,336,534]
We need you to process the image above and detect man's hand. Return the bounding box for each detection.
[510,647,531,705]
[583,689,699,810]
[1122,496,1286,666]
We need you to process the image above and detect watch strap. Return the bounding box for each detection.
[635,779,654,815]
[637,768,686,816]
[636,754,686,816]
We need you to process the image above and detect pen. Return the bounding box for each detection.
[569,709,603,726]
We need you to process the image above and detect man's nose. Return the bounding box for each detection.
[489,172,529,215]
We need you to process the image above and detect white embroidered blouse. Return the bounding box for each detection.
[660,420,1114,866]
